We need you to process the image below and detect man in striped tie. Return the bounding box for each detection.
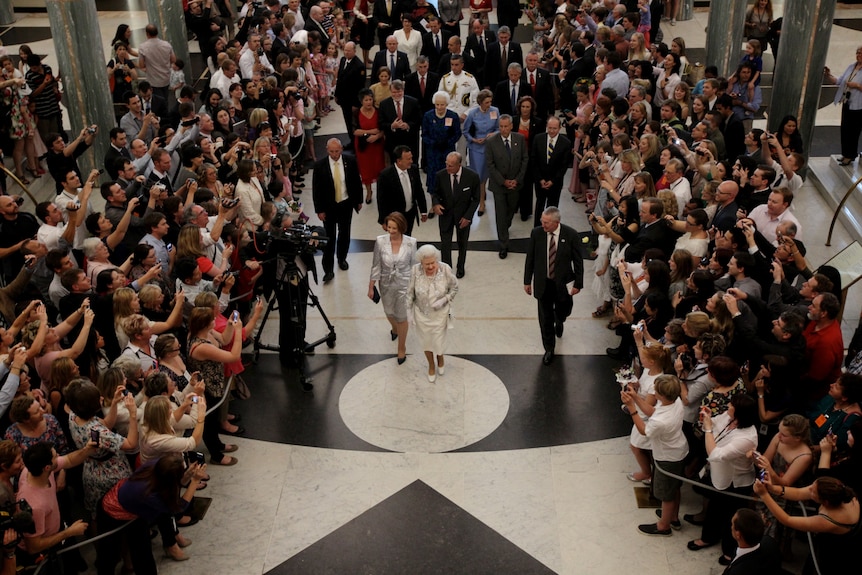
[523,207,584,365]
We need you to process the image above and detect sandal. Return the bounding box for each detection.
[838,157,853,166]
[14,174,30,185]
[592,302,612,318]
[607,318,622,330]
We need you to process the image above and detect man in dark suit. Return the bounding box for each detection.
[486,115,528,258]
[379,80,421,162]
[523,52,555,119]
[312,139,363,282]
[712,180,741,232]
[530,116,571,227]
[464,18,495,89]
[405,56,440,113]
[722,509,782,575]
[305,5,330,54]
[483,26,523,89]
[716,94,746,164]
[334,42,367,148]
[524,207,584,365]
[104,128,132,179]
[436,36,477,78]
[497,0,521,32]
[492,63,528,117]
[430,152,480,278]
[624,198,678,263]
[372,0,402,50]
[377,146,428,236]
[371,36,411,82]
[420,17,452,71]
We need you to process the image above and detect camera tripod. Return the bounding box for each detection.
[252,255,336,392]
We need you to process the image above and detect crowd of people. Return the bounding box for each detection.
[0,0,858,572]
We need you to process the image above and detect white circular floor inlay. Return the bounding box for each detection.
[339,356,510,453]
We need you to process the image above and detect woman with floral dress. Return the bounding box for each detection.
[0,56,41,184]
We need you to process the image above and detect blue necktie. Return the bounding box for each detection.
[511,85,516,112]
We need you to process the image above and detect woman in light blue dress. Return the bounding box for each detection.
[368,212,417,364]
[462,89,499,216]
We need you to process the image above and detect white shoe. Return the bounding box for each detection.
[437,365,445,375]
[427,372,437,383]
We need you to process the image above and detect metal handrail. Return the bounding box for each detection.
[826,172,862,246]
[0,164,39,206]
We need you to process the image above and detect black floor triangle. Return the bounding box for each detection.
[266,480,557,575]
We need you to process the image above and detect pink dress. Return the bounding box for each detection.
[311,53,328,100]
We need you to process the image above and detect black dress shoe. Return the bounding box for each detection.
[455,269,465,279]
[478,210,484,217]
[338,260,349,270]
[499,248,508,259]
[542,350,554,365]
[323,272,335,282]
[555,322,564,338]
[718,555,733,566]
[520,214,531,222]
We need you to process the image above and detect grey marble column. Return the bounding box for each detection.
[46,0,115,177]
[769,0,838,156]
[144,0,192,86]
[704,0,748,77]
[0,0,15,26]
[678,0,694,22]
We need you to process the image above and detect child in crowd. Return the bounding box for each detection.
[170,59,186,100]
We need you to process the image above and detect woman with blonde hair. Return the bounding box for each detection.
[114,287,184,349]
[175,224,234,280]
[604,149,641,206]
[628,32,649,62]
[638,134,663,181]
[140,395,205,463]
[672,81,692,122]
[632,171,658,201]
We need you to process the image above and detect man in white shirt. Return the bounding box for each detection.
[748,188,802,245]
[239,33,274,79]
[287,0,304,34]
[663,158,691,220]
[212,59,240,98]
[55,168,98,249]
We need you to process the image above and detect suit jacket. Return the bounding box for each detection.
[377,164,428,224]
[372,0,402,35]
[722,536,782,575]
[485,132,529,194]
[437,52,477,78]
[530,133,572,191]
[524,223,584,300]
[420,30,453,70]
[430,167,481,223]
[721,112,747,162]
[272,36,291,59]
[492,78,530,117]
[104,145,131,179]
[334,57,367,106]
[304,18,330,54]
[405,70,441,113]
[378,95,421,153]
[371,49,411,82]
[624,219,679,263]
[312,153,363,216]
[523,67,555,119]
[141,94,169,120]
[484,41,524,88]
[463,30,495,87]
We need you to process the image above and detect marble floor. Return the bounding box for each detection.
[3,3,862,574]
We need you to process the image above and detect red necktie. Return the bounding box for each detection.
[530,72,536,90]
[548,233,556,279]
[420,76,426,97]
[396,99,402,120]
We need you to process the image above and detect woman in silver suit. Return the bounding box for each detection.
[368,212,417,364]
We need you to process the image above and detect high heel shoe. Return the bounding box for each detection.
[390,330,398,341]
[436,365,444,375]
[427,371,436,383]
[397,356,406,365]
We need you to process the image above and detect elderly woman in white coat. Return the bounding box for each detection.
[406,244,458,382]
[368,212,417,364]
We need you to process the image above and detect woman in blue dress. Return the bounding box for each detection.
[463,89,499,216]
[422,91,462,193]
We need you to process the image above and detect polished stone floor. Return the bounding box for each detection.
[4,3,862,574]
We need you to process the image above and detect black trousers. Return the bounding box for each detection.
[534,184,563,227]
[321,200,354,273]
[694,482,753,557]
[438,214,470,272]
[203,390,226,462]
[519,172,534,219]
[840,103,862,159]
[537,280,573,352]
[96,507,157,575]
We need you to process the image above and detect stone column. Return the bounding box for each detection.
[768,0,838,156]
[144,0,192,86]
[704,0,748,77]
[0,0,15,26]
[46,0,115,177]
[678,0,694,22]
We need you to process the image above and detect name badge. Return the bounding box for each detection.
[489,111,498,120]
[444,117,453,127]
